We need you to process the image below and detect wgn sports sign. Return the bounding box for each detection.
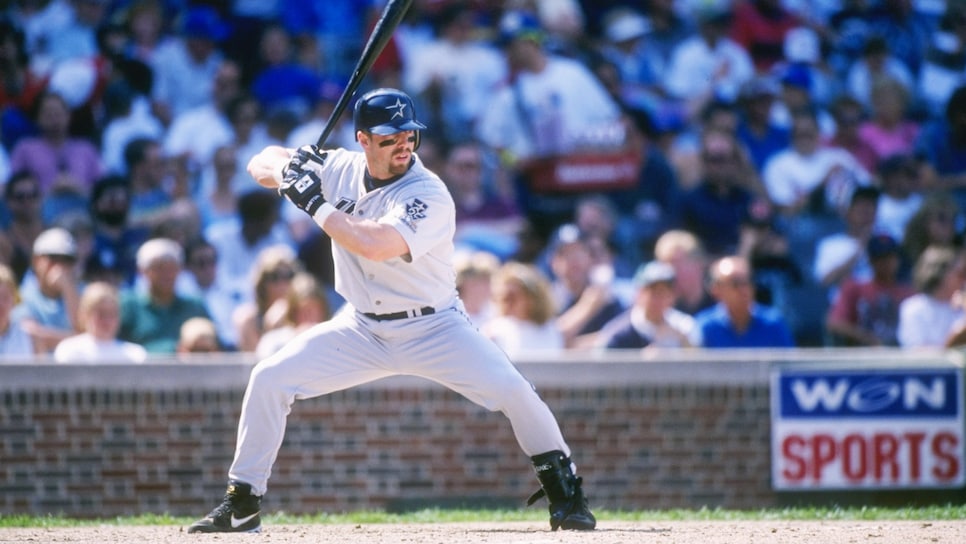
[771,367,964,490]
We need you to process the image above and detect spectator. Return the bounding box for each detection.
[813,186,881,291]
[99,80,165,175]
[826,94,878,173]
[150,5,229,124]
[653,229,714,315]
[124,137,173,231]
[53,281,148,364]
[736,199,803,312]
[86,175,150,287]
[254,271,330,360]
[691,255,795,348]
[0,263,33,356]
[915,85,966,212]
[846,35,914,110]
[402,2,507,147]
[232,245,302,353]
[0,17,48,150]
[857,77,920,164]
[735,75,790,173]
[182,238,242,351]
[916,4,966,119]
[151,197,204,254]
[874,154,924,244]
[596,260,695,349]
[609,108,683,266]
[285,76,356,152]
[482,261,563,357]
[37,0,109,64]
[635,0,693,75]
[123,0,166,65]
[118,237,210,353]
[597,7,665,114]
[0,171,44,283]
[13,228,82,354]
[776,27,841,109]
[226,94,279,192]
[163,59,241,182]
[250,23,321,120]
[897,245,966,348]
[475,9,622,238]
[573,194,636,281]
[826,234,915,346]
[663,0,754,114]
[681,129,758,257]
[9,91,102,219]
[901,192,961,268]
[207,188,295,300]
[454,250,500,328]
[730,0,803,73]
[769,62,836,137]
[444,139,523,260]
[196,145,241,231]
[762,109,871,217]
[546,224,625,348]
[53,209,96,286]
[177,316,223,355]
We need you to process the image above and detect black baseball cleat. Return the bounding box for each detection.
[187,481,262,534]
[528,450,597,531]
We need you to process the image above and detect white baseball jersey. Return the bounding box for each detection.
[227,147,573,495]
[315,148,458,314]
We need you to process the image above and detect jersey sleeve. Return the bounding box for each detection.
[380,182,455,262]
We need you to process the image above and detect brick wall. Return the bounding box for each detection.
[0,350,962,517]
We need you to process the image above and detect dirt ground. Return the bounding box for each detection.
[2,520,965,544]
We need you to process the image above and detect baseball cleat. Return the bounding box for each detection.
[528,476,597,531]
[528,450,597,531]
[548,477,596,531]
[187,481,262,534]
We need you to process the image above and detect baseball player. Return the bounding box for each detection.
[188,88,596,534]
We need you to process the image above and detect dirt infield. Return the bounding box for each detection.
[2,520,965,544]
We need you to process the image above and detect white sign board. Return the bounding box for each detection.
[771,367,964,490]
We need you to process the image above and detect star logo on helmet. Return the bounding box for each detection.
[386,98,407,120]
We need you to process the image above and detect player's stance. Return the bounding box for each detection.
[187,88,596,534]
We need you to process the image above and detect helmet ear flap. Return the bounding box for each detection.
[413,130,421,151]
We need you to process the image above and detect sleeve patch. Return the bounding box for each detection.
[401,198,429,232]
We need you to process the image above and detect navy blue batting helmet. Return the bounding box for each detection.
[353,88,426,138]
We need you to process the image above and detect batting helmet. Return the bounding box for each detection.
[353,88,427,139]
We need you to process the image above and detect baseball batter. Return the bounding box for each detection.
[188,88,596,534]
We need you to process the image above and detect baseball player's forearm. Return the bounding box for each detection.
[247,145,293,189]
[320,212,411,262]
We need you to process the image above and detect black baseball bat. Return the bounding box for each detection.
[315,0,414,148]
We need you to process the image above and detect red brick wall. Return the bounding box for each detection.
[0,352,960,517]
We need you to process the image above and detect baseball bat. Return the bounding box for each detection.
[315,0,414,148]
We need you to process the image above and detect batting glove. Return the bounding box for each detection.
[278,146,328,216]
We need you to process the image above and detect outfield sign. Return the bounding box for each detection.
[771,367,965,490]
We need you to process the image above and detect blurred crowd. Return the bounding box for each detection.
[4,0,966,361]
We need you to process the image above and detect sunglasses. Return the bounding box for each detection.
[10,190,40,201]
[265,269,295,282]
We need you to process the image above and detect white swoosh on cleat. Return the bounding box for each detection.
[231,512,259,529]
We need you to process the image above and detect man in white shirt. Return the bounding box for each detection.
[663,1,754,109]
[763,110,871,216]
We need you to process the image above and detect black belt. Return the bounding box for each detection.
[362,306,435,321]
